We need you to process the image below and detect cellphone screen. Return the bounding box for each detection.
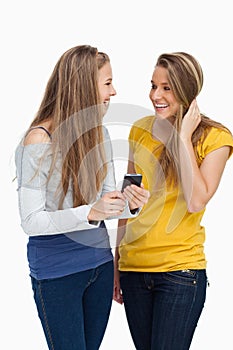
[121,174,142,192]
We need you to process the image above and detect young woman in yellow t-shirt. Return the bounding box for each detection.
[114,52,233,350]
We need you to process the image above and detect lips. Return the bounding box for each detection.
[155,103,168,108]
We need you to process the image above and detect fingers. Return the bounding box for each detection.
[102,191,126,210]
[123,184,150,209]
[113,284,123,304]
[188,100,201,120]
[180,100,201,139]
[100,193,126,217]
[107,198,126,213]
[103,190,125,200]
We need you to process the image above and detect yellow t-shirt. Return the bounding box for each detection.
[118,116,233,272]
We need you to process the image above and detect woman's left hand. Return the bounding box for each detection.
[123,183,150,210]
[180,99,201,140]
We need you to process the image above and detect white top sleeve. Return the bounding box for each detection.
[16,127,140,237]
[18,187,98,236]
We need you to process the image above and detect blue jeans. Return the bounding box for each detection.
[31,260,113,350]
[120,269,207,350]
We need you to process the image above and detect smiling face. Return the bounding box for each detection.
[149,66,179,122]
[98,62,116,113]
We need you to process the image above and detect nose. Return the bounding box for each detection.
[150,87,162,101]
[111,85,117,96]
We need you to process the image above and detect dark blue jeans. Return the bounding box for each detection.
[31,260,113,350]
[120,269,207,350]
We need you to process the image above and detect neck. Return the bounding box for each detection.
[152,117,175,144]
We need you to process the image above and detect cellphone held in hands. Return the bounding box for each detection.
[121,174,142,192]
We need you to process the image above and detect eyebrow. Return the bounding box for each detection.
[151,80,169,85]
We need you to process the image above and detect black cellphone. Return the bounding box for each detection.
[121,174,142,192]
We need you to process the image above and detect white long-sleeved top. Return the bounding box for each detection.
[15,127,138,236]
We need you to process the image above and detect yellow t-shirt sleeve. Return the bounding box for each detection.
[197,127,233,161]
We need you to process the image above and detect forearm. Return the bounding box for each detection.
[179,137,208,212]
[178,100,232,212]
[114,247,120,272]
[114,219,127,267]
[113,219,126,304]
[19,187,99,236]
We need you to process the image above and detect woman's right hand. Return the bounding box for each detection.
[113,265,123,304]
[88,191,126,221]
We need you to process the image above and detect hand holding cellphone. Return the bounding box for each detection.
[121,174,142,192]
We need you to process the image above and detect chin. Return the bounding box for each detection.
[100,106,108,119]
[155,111,169,119]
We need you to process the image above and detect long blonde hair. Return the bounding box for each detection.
[30,45,110,208]
[154,52,231,187]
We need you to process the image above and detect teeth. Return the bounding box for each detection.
[155,104,168,108]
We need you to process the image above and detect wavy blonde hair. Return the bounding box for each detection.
[30,45,110,208]
[154,52,231,187]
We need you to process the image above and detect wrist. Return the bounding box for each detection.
[87,202,97,221]
[87,209,93,221]
[179,134,192,145]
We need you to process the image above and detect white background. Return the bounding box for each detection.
[1,0,233,349]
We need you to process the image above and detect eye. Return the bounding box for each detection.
[105,82,112,86]
[151,84,157,90]
[164,86,171,91]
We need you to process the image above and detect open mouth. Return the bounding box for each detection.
[155,103,168,109]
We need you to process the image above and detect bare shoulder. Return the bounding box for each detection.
[24,128,51,146]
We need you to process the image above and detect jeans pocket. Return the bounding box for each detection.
[163,270,197,286]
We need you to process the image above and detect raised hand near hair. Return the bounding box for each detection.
[88,191,126,221]
[180,99,201,141]
[123,184,150,210]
